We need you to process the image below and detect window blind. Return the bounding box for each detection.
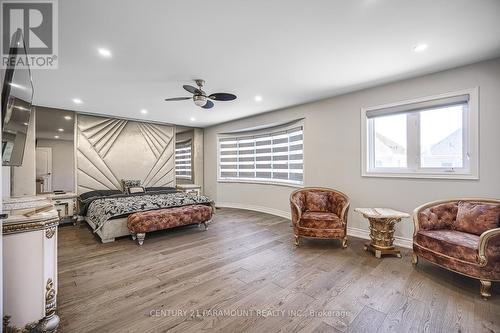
[219,125,303,184]
[366,94,470,119]
[175,140,192,180]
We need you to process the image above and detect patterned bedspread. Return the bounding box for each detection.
[86,192,214,232]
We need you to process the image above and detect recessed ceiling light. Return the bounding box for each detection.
[72,98,83,104]
[98,48,112,58]
[23,122,28,126]
[64,115,72,120]
[254,95,263,102]
[190,117,196,121]
[54,135,60,139]
[58,128,64,132]
[140,109,148,114]
[413,43,428,53]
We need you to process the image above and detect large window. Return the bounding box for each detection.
[175,140,192,181]
[218,123,304,185]
[361,89,478,179]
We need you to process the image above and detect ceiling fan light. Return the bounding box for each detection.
[193,95,207,107]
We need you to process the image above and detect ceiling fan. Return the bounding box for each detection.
[165,79,237,109]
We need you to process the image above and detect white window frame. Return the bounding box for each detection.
[361,88,479,179]
[217,120,305,188]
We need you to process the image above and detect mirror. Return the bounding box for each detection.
[35,107,75,194]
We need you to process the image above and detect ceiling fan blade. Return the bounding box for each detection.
[164,97,191,101]
[202,100,214,109]
[183,85,201,94]
[208,93,237,101]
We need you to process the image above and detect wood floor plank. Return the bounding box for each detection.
[347,305,386,333]
[56,208,499,333]
[376,294,428,333]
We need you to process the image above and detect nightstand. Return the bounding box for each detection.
[47,192,78,225]
[176,184,202,196]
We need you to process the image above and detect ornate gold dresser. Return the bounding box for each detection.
[2,196,60,332]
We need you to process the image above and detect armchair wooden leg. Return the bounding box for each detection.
[130,232,136,241]
[411,253,418,265]
[294,235,300,247]
[480,280,491,299]
[342,236,348,249]
[136,233,146,246]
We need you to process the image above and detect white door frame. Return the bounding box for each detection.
[36,147,53,193]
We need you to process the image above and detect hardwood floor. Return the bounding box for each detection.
[57,208,500,333]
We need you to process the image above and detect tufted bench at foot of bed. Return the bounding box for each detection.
[127,204,214,245]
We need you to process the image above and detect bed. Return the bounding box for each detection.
[78,188,214,243]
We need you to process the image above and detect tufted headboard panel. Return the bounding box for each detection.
[76,114,175,195]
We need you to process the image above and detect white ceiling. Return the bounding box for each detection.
[32,0,500,127]
[35,106,74,141]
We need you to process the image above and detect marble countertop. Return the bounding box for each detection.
[2,196,58,226]
[354,208,410,219]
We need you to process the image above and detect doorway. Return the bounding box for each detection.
[36,147,52,193]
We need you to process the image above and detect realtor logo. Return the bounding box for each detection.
[1,0,58,69]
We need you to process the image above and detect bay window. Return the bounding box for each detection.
[218,121,304,186]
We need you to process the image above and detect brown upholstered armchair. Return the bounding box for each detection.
[412,198,500,299]
[290,187,350,248]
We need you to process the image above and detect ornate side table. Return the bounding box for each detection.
[354,208,409,258]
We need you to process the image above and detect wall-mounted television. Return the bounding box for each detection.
[1,28,34,166]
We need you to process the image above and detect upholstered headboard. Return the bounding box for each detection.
[76,114,175,194]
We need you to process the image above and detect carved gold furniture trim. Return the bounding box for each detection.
[412,198,500,299]
[355,208,409,258]
[45,226,56,239]
[39,278,59,333]
[2,217,59,235]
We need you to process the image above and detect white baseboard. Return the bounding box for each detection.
[216,202,290,220]
[216,202,413,249]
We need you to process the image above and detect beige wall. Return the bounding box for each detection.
[11,110,36,197]
[204,57,500,240]
[2,166,10,198]
[37,139,75,192]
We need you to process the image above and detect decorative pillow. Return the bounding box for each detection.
[418,202,458,231]
[305,191,331,212]
[121,179,141,193]
[127,186,145,194]
[453,201,500,235]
